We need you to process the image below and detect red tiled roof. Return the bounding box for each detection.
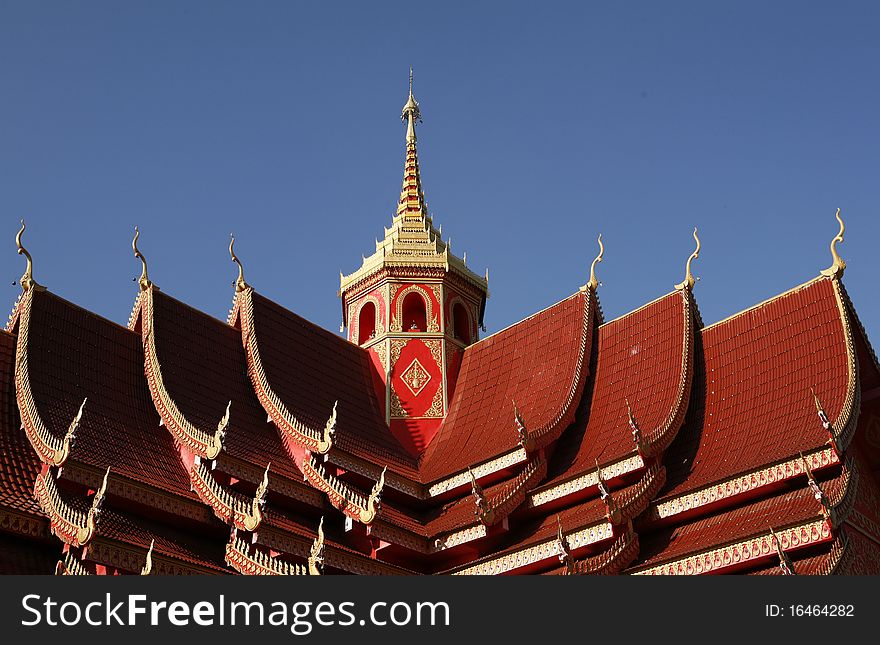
[545,290,693,485]
[0,330,45,520]
[16,291,195,500]
[660,278,854,500]
[93,506,230,574]
[420,291,594,482]
[148,290,300,481]
[243,291,418,477]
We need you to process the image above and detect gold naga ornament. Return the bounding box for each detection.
[15,220,45,292]
[229,234,249,292]
[132,226,153,291]
[820,208,846,279]
[674,227,701,291]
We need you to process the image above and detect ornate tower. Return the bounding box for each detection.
[339,71,489,455]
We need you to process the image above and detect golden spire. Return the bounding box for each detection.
[583,234,604,291]
[132,227,152,291]
[402,66,421,143]
[397,68,428,220]
[820,208,846,279]
[15,220,43,292]
[674,227,701,291]
[229,234,248,292]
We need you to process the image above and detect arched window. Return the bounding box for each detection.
[402,292,427,332]
[452,302,471,343]
[358,301,377,345]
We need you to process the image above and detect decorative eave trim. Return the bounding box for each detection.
[12,289,84,467]
[34,467,108,547]
[818,532,850,575]
[226,518,324,576]
[569,523,639,575]
[449,519,614,575]
[135,289,228,460]
[478,455,548,526]
[0,507,49,540]
[525,453,645,509]
[615,463,667,524]
[302,454,385,525]
[829,278,861,453]
[236,288,336,454]
[648,446,840,523]
[55,551,92,576]
[641,290,694,457]
[426,447,528,498]
[630,519,833,575]
[824,456,858,528]
[189,461,268,532]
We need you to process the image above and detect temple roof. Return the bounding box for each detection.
[140,288,300,482]
[659,277,856,501]
[420,290,595,482]
[11,289,196,501]
[544,289,694,488]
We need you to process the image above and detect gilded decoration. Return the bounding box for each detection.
[400,358,431,396]
[631,520,831,576]
[351,293,384,345]
[372,340,388,374]
[392,284,438,333]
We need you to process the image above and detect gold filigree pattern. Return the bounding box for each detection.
[450,521,613,575]
[649,449,839,521]
[372,341,388,373]
[400,358,431,396]
[526,454,645,508]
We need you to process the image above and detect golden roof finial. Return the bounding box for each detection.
[229,234,248,292]
[402,67,421,143]
[820,208,846,279]
[15,220,43,292]
[132,227,152,291]
[674,227,701,291]
[584,234,604,291]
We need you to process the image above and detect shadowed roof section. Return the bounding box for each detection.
[545,290,693,485]
[659,277,856,500]
[13,290,195,500]
[242,291,418,476]
[147,289,300,481]
[419,290,594,482]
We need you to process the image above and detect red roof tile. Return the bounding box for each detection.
[545,290,692,485]
[148,290,300,481]
[660,278,854,500]
[93,506,230,574]
[16,291,195,500]
[243,291,418,477]
[420,291,594,481]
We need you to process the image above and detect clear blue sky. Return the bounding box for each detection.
[2,2,878,346]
